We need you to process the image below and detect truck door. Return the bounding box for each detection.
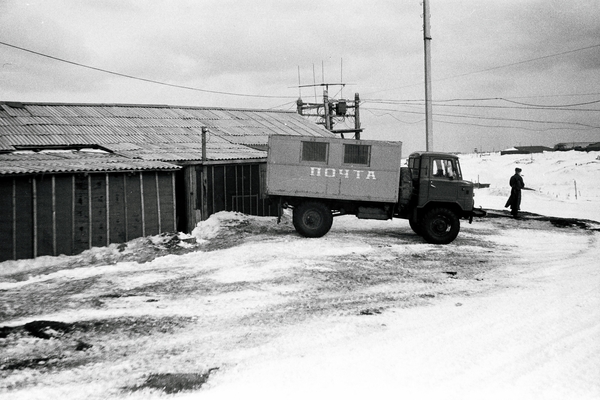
[426,157,459,202]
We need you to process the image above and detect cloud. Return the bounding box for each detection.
[1,0,598,153]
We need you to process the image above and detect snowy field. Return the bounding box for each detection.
[460,150,600,222]
[1,150,599,400]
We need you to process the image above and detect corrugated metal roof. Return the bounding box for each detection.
[0,102,333,165]
[101,140,267,162]
[0,151,181,175]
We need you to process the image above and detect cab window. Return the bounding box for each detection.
[432,159,460,180]
[408,157,420,179]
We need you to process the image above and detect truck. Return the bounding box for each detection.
[265,134,486,244]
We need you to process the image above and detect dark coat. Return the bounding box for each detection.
[505,173,525,212]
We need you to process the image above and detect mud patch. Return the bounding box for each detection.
[23,320,74,339]
[72,315,197,336]
[548,218,595,230]
[484,209,600,232]
[128,369,218,394]
[2,356,58,371]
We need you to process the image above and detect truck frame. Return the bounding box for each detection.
[266,135,485,244]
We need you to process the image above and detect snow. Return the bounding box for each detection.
[460,150,600,222]
[1,151,599,399]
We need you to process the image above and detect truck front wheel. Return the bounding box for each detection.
[409,218,423,236]
[421,207,460,244]
[293,201,333,238]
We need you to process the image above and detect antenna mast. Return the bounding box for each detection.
[295,65,362,139]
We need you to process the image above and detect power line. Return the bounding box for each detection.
[0,41,296,100]
[431,43,600,83]
[361,106,600,129]
[363,108,423,124]
[364,95,600,108]
[364,100,600,112]
[363,43,600,95]
[501,98,600,108]
[267,101,297,110]
[425,103,599,112]
[434,119,592,132]
[365,107,596,132]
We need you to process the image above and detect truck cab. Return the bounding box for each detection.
[400,152,484,243]
[408,152,474,213]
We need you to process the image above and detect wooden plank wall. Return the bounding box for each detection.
[200,163,277,220]
[0,171,177,262]
[14,178,33,260]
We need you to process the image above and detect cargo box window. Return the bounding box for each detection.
[343,144,370,166]
[301,141,329,162]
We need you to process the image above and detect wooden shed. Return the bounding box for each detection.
[0,152,179,261]
[0,101,332,261]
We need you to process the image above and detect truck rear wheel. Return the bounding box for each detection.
[293,201,333,238]
[421,207,460,244]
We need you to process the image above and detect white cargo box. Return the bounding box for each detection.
[267,135,403,203]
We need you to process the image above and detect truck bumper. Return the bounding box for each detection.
[468,207,487,223]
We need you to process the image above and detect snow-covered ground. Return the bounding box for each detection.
[460,150,600,222]
[1,151,599,400]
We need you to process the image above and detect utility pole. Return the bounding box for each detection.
[423,0,433,151]
[354,93,361,140]
[323,88,331,130]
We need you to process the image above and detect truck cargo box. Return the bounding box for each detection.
[266,135,402,203]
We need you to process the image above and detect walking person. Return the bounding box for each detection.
[505,167,524,217]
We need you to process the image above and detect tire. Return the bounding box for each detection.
[421,207,460,244]
[293,201,333,238]
[409,217,422,236]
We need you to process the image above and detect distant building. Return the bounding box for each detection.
[586,142,600,152]
[0,101,333,261]
[554,142,596,151]
[500,146,553,155]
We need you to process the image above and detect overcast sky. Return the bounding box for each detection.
[1,0,599,154]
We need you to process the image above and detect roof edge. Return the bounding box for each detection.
[0,100,297,114]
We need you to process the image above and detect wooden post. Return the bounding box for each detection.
[33,177,37,258]
[171,173,177,231]
[155,172,162,233]
[140,173,146,236]
[183,166,197,232]
[323,88,331,130]
[201,127,209,221]
[12,178,17,260]
[52,176,57,256]
[71,175,75,255]
[123,175,129,241]
[354,93,361,140]
[105,174,110,246]
[88,174,92,249]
